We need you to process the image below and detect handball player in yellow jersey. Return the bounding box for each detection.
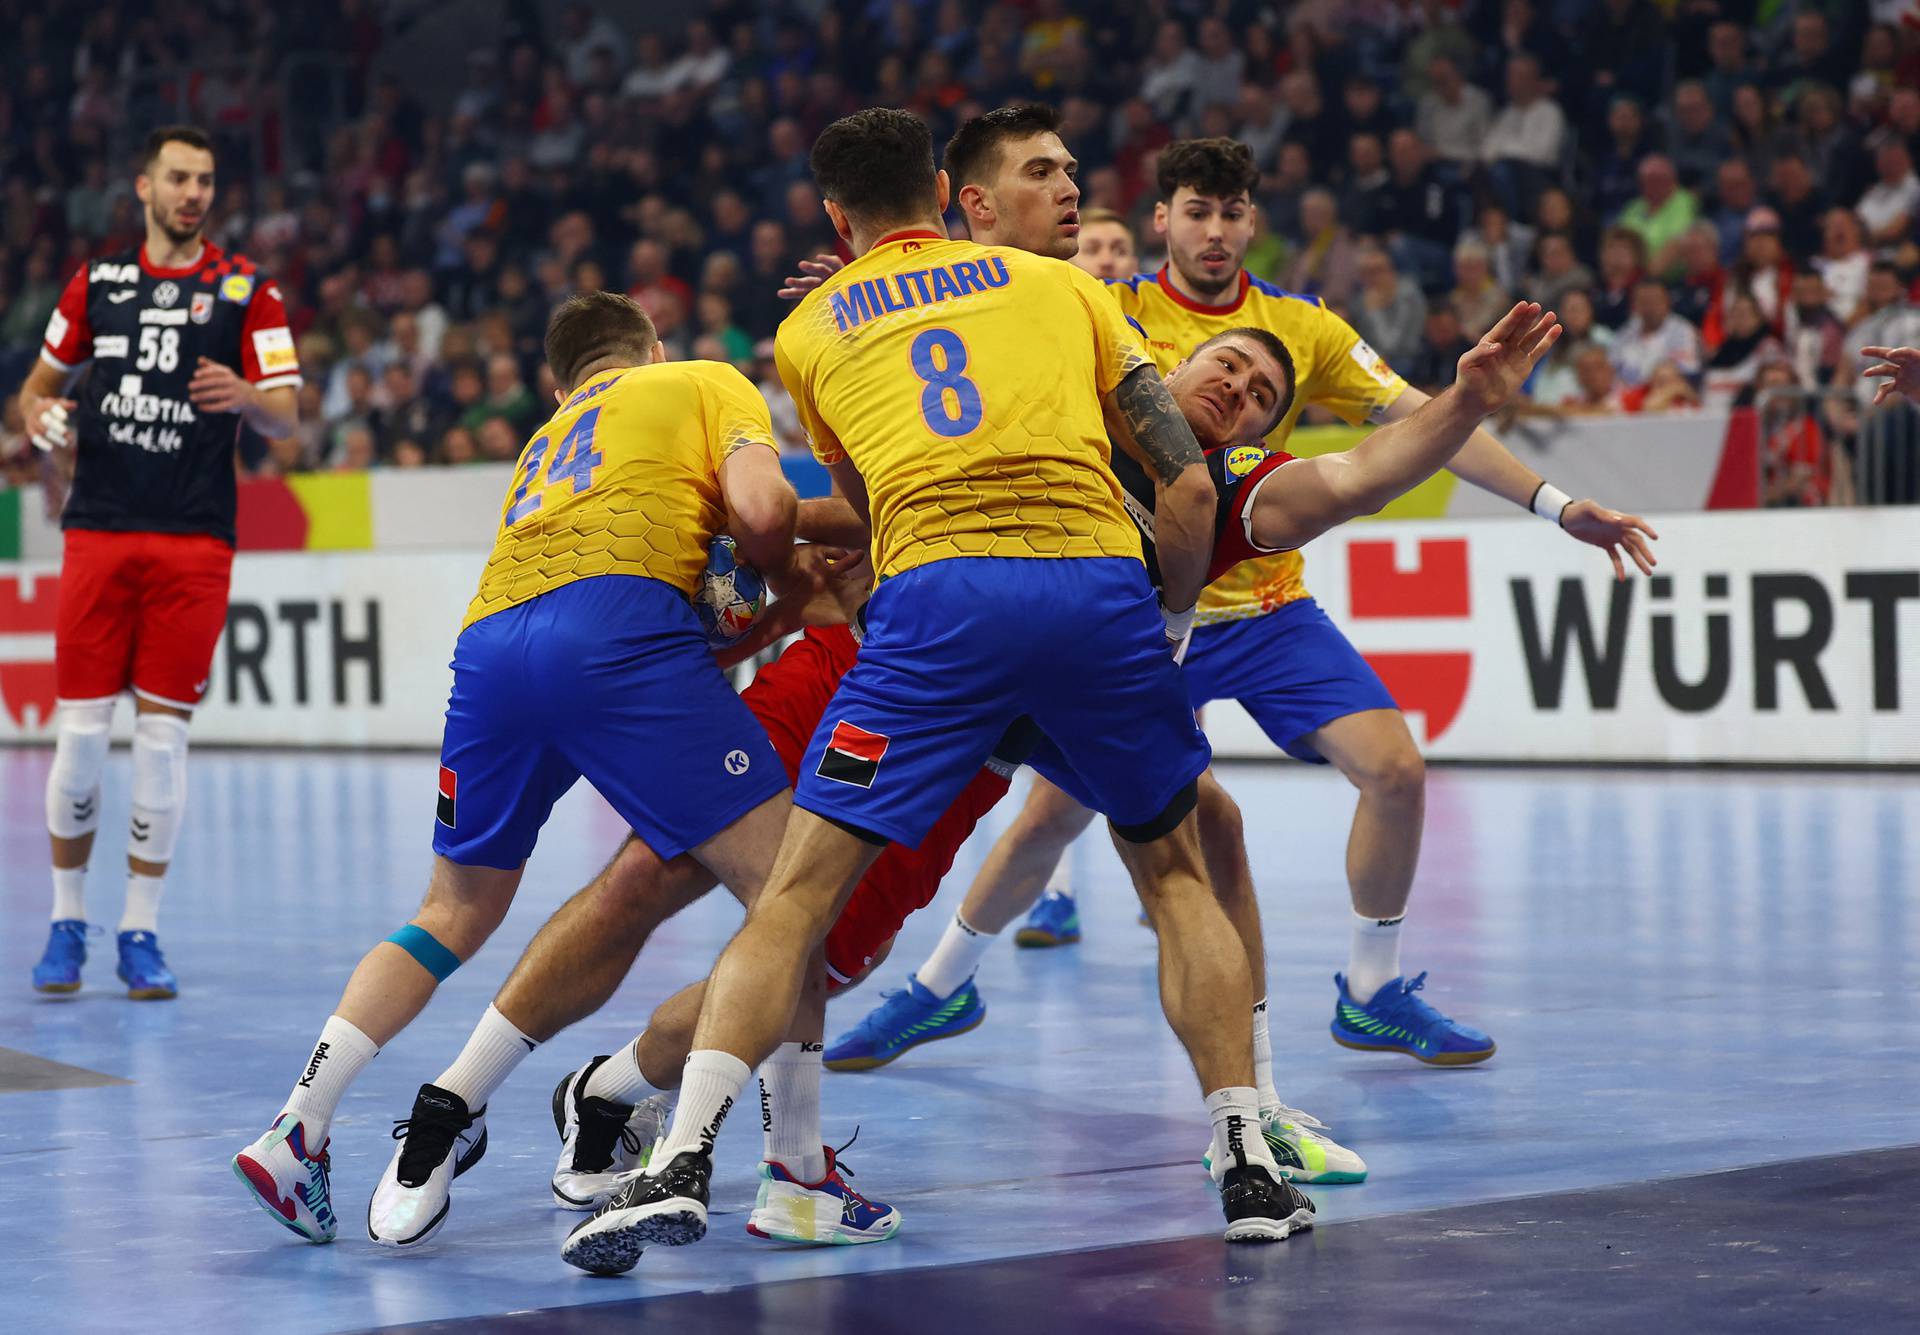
[855,133,1660,1076]
[559,107,1332,1270]
[232,294,808,1245]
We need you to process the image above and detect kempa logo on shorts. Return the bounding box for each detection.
[298,1042,331,1088]
[724,749,751,775]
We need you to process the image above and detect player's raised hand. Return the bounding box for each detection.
[1859,346,1920,407]
[188,357,250,413]
[1452,302,1561,419]
[777,253,845,300]
[1559,501,1659,581]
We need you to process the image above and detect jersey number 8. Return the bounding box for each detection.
[506,406,605,526]
[910,328,983,437]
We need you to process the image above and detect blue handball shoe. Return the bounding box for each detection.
[1331,971,1494,1065]
[1015,890,1082,948]
[116,930,178,1000]
[32,920,90,993]
[824,975,984,1071]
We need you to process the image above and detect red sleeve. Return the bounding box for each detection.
[237,275,303,390]
[1208,452,1297,583]
[40,263,93,371]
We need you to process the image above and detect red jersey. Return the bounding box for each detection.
[41,241,301,545]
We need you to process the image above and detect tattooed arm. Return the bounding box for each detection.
[1103,363,1216,620]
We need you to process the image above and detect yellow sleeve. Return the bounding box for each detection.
[698,363,780,472]
[773,322,845,465]
[1307,303,1411,426]
[1066,263,1150,396]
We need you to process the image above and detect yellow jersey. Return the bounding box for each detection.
[462,360,775,630]
[775,230,1148,579]
[1108,267,1409,624]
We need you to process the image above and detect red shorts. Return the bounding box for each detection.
[55,529,234,708]
[741,626,1013,989]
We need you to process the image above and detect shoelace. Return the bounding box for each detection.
[1266,1103,1332,1134]
[390,1104,470,1188]
[1375,971,1446,1026]
[824,1127,880,1205]
[572,1098,643,1172]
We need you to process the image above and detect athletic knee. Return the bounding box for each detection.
[1195,773,1244,848]
[128,710,191,862]
[45,698,114,837]
[1014,788,1095,847]
[1345,739,1425,805]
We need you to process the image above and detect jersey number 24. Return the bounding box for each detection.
[506,406,604,526]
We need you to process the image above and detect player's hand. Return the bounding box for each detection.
[1162,603,1195,663]
[24,394,76,452]
[1452,302,1561,419]
[188,357,251,413]
[1860,346,1920,407]
[777,253,845,301]
[1560,500,1659,581]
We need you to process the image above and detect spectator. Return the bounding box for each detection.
[1770,11,1852,98]
[439,425,479,466]
[335,425,378,473]
[1405,304,1474,391]
[1341,75,1398,145]
[694,292,752,366]
[1673,222,1726,339]
[1626,362,1703,413]
[1482,55,1567,216]
[1415,55,1492,169]
[1857,136,1920,250]
[557,3,627,87]
[1796,85,1870,210]
[1470,204,1534,297]
[1378,128,1457,290]
[1448,240,1511,338]
[1702,294,1782,409]
[1140,20,1202,123]
[1666,80,1732,191]
[1617,155,1697,279]
[666,20,732,97]
[1709,158,1760,265]
[392,439,429,470]
[1702,21,1753,118]
[1813,209,1871,325]
[1190,17,1246,121]
[1277,72,1342,177]
[1529,232,1595,309]
[1756,360,1829,507]
[1530,288,1612,406]
[1767,153,1827,261]
[1612,277,1702,389]
[1340,133,1391,236]
[1729,207,1795,332]
[480,353,539,435]
[1282,189,1361,308]
[476,415,522,463]
[1589,98,1657,223]
[1350,244,1428,371]
[1578,0,1668,124]
[373,364,436,455]
[1729,84,1780,182]
[1783,272,1846,389]
[1593,227,1647,330]
[1562,343,1627,413]
[1232,84,1291,171]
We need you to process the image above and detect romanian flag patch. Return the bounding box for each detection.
[816,720,890,789]
[437,766,457,827]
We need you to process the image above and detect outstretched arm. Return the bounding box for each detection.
[1389,364,1658,581]
[1103,363,1215,620]
[1252,302,1561,553]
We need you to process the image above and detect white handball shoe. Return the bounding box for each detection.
[232,1112,339,1243]
[366,1083,489,1247]
[550,1055,673,1210]
[1202,1104,1369,1185]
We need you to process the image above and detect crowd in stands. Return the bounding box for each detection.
[3,0,1919,501]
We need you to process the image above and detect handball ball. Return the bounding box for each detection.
[697,535,767,648]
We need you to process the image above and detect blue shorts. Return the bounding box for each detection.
[1180,598,1397,764]
[795,558,1210,846]
[433,574,786,869]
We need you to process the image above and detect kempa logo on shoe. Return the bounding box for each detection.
[299,1042,331,1087]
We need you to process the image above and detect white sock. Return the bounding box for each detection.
[1205,1086,1278,1180]
[51,866,86,922]
[584,1039,675,1105]
[916,911,996,998]
[1043,856,1073,899]
[758,1041,825,1181]
[1252,999,1280,1117]
[434,1004,537,1109]
[653,1049,751,1165]
[1348,912,1405,1004]
[119,872,165,935]
[281,1016,379,1143]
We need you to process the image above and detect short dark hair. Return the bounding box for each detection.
[810,108,939,229]
[544,291,658,390]
[1193,327,1297,433]
[1156,138,1259,203]
[944,103,1063,190]
[143,125,214,169]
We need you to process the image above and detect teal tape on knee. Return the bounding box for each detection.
[385,925,460,981]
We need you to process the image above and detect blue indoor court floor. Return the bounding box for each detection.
[2,748,1917,1333]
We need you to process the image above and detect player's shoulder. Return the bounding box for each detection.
[674,357,758,397]
[75,246,141,287]
[1244,274,1351,331]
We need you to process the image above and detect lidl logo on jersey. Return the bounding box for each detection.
[220,273,254,304]
[817,720,890,788]
[1224,445,1268,480]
